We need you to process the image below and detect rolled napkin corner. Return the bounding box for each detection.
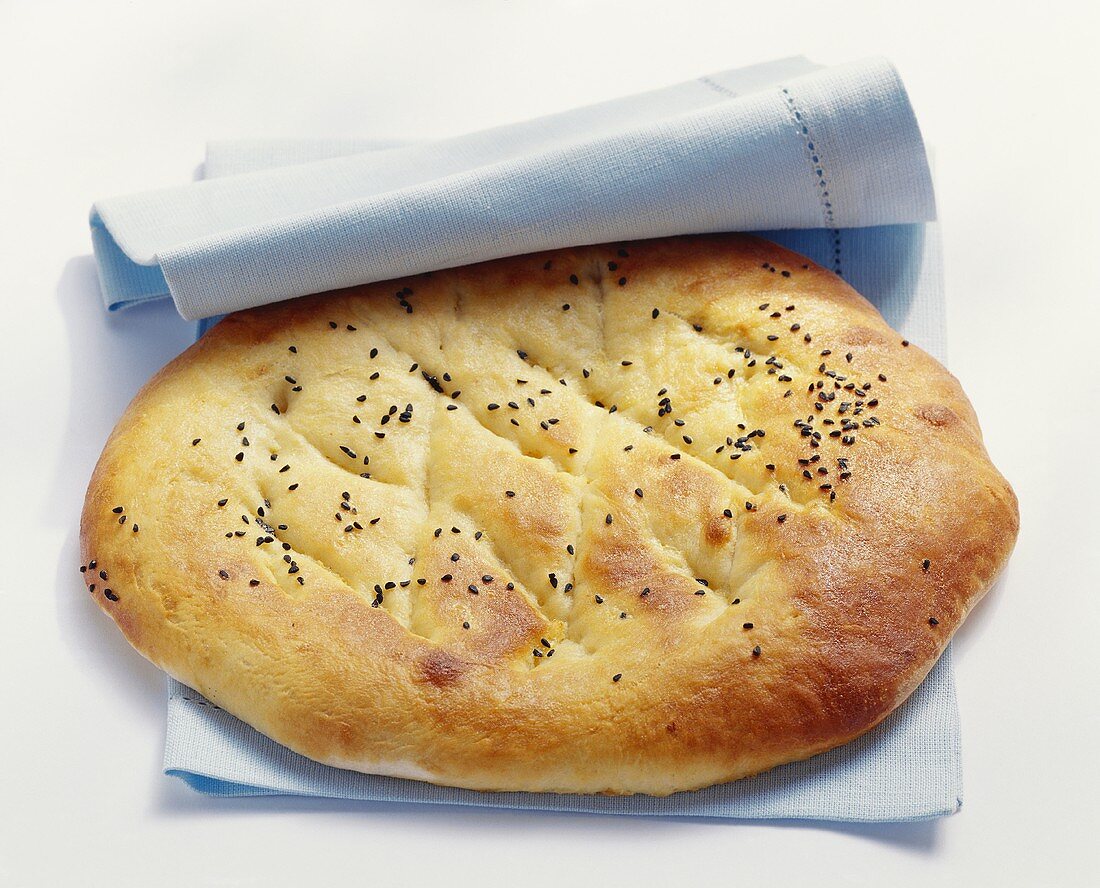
[89,55,933,321]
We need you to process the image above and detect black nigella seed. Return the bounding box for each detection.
[104,589,119,602]
[218,570,229,580]
[605,514,613,525]
[569,274,579,285]
[752,646,761,657]
[612,673,622,682]
[929,617,939,626]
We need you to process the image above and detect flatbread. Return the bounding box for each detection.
[80,234,1018,795]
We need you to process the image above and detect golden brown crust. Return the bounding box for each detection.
[80,234,1018,795]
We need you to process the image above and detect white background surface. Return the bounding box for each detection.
[1,1,1097,886]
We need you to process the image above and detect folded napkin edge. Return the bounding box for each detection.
[161,764,962,822]
[90,54,933,270]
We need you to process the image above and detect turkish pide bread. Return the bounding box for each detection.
[81,234,1018,795]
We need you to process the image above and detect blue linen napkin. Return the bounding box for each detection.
[92,55,962,819]
[168,180,958,823]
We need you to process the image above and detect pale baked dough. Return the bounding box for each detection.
[81,234,1018,795]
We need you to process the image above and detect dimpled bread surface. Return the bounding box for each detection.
[80,234,1018,795]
